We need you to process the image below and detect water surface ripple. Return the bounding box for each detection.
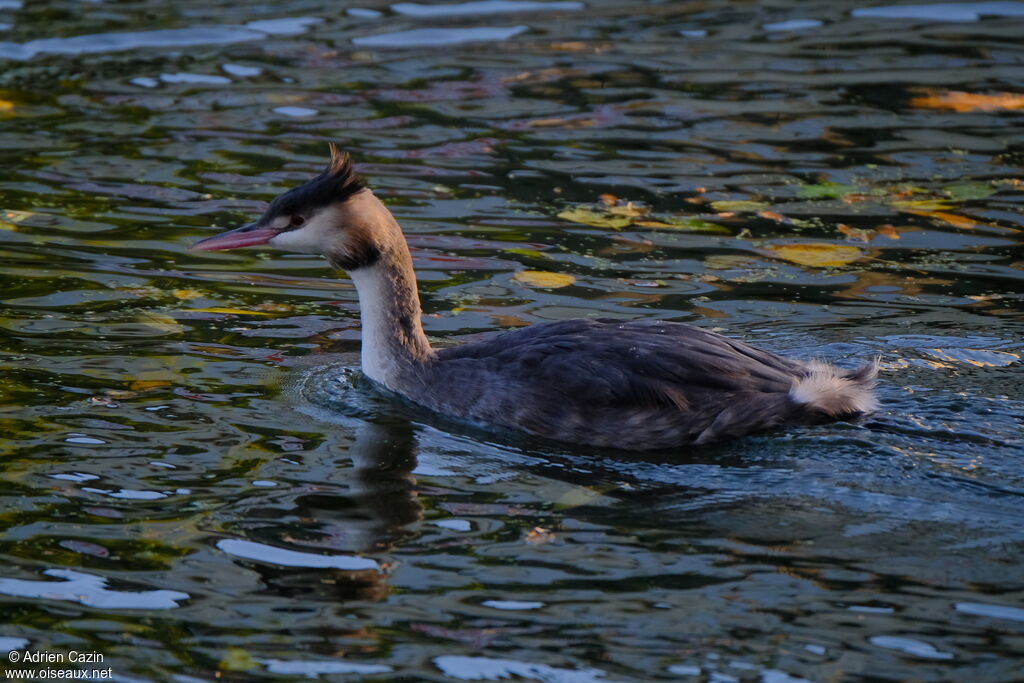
[1,0,1022,681]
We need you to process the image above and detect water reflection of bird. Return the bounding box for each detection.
[193,145,877,449]
[246,421,421,603]
[312,421,422,554]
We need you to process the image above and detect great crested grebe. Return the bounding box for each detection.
[192,145,878,450]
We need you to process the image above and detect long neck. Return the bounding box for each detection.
[340,197,434,388]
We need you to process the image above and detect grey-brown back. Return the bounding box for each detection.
[390,319,872,450]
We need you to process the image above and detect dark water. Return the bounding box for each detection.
[1,0,1023,680]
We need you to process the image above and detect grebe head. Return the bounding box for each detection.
[191,144,385,270]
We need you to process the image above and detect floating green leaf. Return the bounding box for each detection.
[943,182,995,201]
[188,307,274,316]
[649,216,731,234]
[797,182,861,199]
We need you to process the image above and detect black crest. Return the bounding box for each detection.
[263,143,366,222]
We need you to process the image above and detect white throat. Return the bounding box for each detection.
[347,260,433,389]
[348,266,398,384]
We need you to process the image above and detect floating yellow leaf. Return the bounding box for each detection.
[254,302,294,312]
[710,200,768,213]
[892,199,954,211]
[910,90,1024,112]
[105,389,138,400]
[525,527,556,545]
[128,379,172,391]
[513,270,576,288]
[655,216,731,233]
[904,210,977,230]
[837,224,873,242]
[704,254,757,270]
[503,247,546,259]
[188,307,274,316]
[606,202,646,217]
[3,210,33,223]
[876,224,901,240]
[761,243,863,267]
[219,647,258,672]
[136,312,185,334]
[0,209,33,231]
[527,117,578,128]
[0,99,13,113]
[172,289,203,300]
[634,220,675,228]
[557,207,632,229]
[492,314,531,328]
[555,484,607,509]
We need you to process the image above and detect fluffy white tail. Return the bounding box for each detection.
[789,359,879,417]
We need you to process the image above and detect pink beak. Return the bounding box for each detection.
[191,223,277,251]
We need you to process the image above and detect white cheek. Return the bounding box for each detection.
[269,226,322,253]
[268,211,338,254]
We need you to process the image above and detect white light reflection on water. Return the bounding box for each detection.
[259,659,394,676]
[352,26,529,47]
[954,602,1024,622]
[216,539,379,570]
[852,2,1024,22]
[481,599,546,610]
[221,63,263,77]
[0,637,29,652]
[434,655,619,683]
[0,17,321,60]
[763,19,823,31]
[159,72,231,85]
[391,0,583,17]
[272,106,320,117]
[0,569,188,609]
[869,636,954,660]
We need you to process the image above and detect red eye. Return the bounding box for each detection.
[290,215,305,227]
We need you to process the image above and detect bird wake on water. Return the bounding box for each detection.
[192,145,878,450]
